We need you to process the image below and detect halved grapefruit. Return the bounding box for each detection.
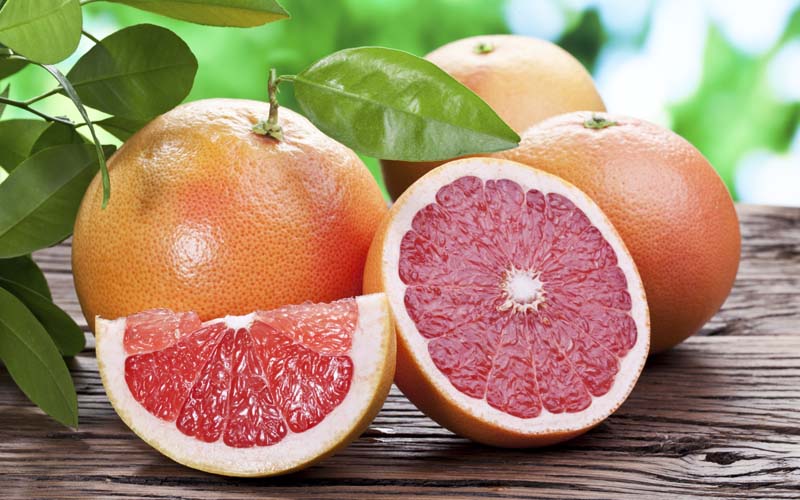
[96,294,395,476]
[364,158,649,447]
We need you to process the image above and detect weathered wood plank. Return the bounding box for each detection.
[1,203,798,499]
[2,337,799,498]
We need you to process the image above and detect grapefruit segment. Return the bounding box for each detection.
[123,308,202,353]
[96,293,395,476]
[364,158,649,447]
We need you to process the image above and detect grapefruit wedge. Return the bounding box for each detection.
[96,294,395,476]
[364,158,649,447]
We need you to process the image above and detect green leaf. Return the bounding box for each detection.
[293,47,520,161]
[0,82,7,117]
[30,121,86,154]
[0,277,84,355]
[0,0,81,64]
[0,287,78,427]
[96,115,148,141]
[103,0,289,27]
[0,56,26,79]
[0,143,99,258]
[0,255,50,299]
[0,119,49,171]
[101,144,117,156]
[67,24,197,122]
[42,64,110,207]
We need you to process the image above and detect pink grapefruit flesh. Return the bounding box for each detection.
[96,294,395,476]
[403,177,636,417]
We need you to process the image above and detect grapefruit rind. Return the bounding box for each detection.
[96,293,395,477]
[374,158,649,442]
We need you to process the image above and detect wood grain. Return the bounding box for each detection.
[1,204,799,499]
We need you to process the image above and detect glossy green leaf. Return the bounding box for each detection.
[0,55,26,79]
[0,143,100,258]
[67,24,197,122]
[0,0,81,64]
[293,47,520,161]
[103,0,289,27]
[101,144,117,156]
[0,255,50,299]
[0,287,78,427]
[0,119,49,171]
[96,116,149,141]
[0,277,84,355]
[30,121,86,154]
[42,64,110,207]
[0,82,7,117]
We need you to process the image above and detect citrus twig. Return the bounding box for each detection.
[0,96,74,125]
[25,87,62,105]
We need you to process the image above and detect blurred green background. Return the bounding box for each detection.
[4,0,800,205]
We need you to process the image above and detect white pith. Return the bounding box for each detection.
[221,312,256,330]
[499,267,546,313]
[95,293,391,477]
[383,158,650,435]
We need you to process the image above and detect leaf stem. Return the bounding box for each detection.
[25,87,61,105]
[81,30,101,44]
[0,96,74,126]
[37,63,110,208]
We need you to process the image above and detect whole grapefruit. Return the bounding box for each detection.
[380,34,605,199]
[73,98,387,331]
[497,112,741,353]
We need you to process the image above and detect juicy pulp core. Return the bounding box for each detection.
[399,176,637,419]
[500,267,546,313]
[122,299,357,448]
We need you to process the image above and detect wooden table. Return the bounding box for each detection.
[2,204,799,499]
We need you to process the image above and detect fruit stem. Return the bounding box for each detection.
[253,68,284,141]
[583,114,619,130]
[474,41,495,54]
[267,69,282,138]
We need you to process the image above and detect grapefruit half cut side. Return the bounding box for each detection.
[364,158,649,447]
[96,293,395,476]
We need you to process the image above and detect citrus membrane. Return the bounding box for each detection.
[96,294,395,476]
[367,158,649,445]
